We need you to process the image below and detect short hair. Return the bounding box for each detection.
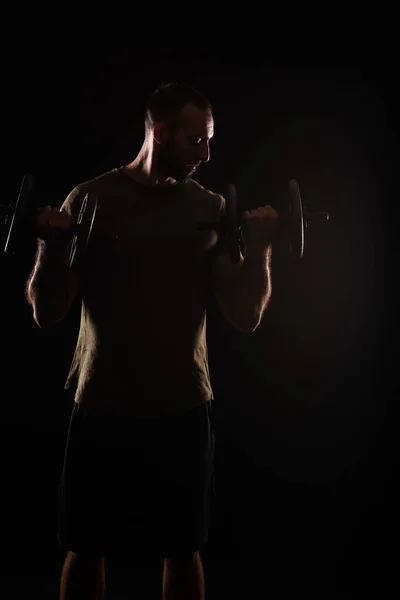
[145,82,212,132]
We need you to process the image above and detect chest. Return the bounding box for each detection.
[87,193,219,273]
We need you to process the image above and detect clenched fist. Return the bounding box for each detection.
[242,204,280,253]
[35,206,75,243]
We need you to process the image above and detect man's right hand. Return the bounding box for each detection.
[35,206,75,243]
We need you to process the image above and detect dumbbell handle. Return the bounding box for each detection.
[304,211,330,224]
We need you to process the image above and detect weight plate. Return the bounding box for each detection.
[68,192,98,268]
[4,173,34,255]
[287,179,304,260]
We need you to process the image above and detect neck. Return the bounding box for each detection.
[123,139,176,187]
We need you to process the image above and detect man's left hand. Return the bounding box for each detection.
[242,205,280,253]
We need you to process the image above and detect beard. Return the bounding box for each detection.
[157,143,194,183]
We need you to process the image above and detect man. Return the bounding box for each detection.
[26,82,278,600]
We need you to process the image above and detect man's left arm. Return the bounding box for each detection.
[211,204,279,333]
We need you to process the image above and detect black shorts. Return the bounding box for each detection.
[57,400,216,559]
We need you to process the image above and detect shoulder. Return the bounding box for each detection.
[72,167,125,196]
[185,179,226,213]
[61,167,125,216]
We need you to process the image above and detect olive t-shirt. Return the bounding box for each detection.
[61,167,227,418]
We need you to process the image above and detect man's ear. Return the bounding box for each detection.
[153,123,166,145]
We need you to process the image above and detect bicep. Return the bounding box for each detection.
[212,249,244,299]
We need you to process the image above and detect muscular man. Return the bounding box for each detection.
[26,82,278,600]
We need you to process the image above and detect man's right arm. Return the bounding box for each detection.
[26,236,82,328]
[26,187,85,328]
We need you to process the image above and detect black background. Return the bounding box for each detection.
[1,39,398,598]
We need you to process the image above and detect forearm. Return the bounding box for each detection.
[232,244,272,332]
[26,238,77,327]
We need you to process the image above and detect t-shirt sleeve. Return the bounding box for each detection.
[212,193,230,254]
[60,186,87,221]
[219,193,227,219]
[209,192,245,265]
[213,192,240,257]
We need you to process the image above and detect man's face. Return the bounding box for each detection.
[157,104,214,183]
